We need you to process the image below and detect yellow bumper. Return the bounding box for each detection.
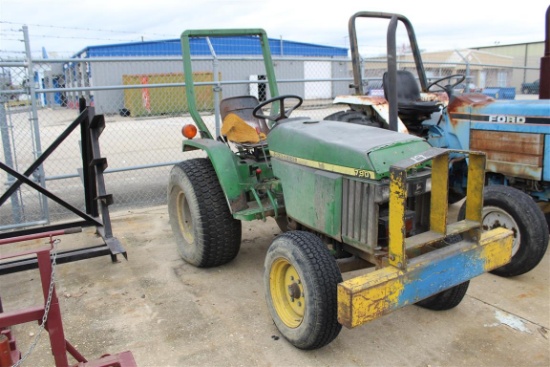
[338,226,512,329]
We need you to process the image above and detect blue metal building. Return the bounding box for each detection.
[73,37,348,58]
[66,37,349,114]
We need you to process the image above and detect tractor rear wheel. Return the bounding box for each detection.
[168,158,242,267]
[458,185,549,277]
[416,281,470,310]
[264,231,342,350]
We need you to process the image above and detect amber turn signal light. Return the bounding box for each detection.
[182,124,198,139]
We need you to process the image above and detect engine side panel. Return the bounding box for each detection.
[272,159,343,239]
[470,130,544,180]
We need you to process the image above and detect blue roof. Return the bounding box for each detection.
[74,36,348,58]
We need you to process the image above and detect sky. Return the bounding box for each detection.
[0,0,548,58]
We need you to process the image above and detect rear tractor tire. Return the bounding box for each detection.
[264,231,342,350]
[458,185,549,277]
[168,158,242,267]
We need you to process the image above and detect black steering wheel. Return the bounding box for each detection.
[252,95,303,123]
[427,74,466,91]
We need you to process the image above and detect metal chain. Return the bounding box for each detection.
[13,237,60,367]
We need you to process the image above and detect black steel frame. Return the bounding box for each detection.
[0,98,127,274]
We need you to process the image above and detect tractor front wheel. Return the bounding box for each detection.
[264,231,342,350]
[168,158,242,267]
[416,281,470,310]
[458,185,549,277]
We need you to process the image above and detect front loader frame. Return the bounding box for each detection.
[338,147,513,328]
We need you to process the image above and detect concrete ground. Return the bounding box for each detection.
[0,204,549,367]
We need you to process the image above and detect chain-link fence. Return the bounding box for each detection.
[0,26,542,232]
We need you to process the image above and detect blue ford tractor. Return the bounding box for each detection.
[329,11,549,277]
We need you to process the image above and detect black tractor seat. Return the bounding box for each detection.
[383,70,441,128]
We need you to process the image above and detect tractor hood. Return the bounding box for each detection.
[267,119,431,180]
[449,95,550,126]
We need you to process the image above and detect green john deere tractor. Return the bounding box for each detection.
[167,29,513,350]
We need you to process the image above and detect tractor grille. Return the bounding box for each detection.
[342,178,379,249]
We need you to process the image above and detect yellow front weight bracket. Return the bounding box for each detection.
[337,148,513,329]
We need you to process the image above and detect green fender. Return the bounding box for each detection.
[183,139,247,212]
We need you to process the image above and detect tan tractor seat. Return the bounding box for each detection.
[221,113,267,144]
[220,96,270,145]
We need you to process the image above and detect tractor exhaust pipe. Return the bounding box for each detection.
[387,16,399,132]
[540,5,550,99]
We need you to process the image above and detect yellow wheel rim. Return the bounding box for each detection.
[176,191,194,244]
[269,258,305,328]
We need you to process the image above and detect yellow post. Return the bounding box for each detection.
[388,168,406,269]
[465,152,486,223]
[429,153,449,234]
